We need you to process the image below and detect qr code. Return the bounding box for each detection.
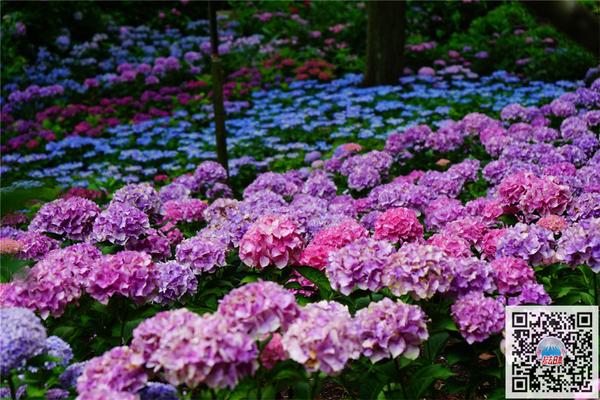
[506,306,599,399]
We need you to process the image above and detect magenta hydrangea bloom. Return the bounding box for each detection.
[239,214,304,269]
[354,298,428,362]
[281,301,360,375]
[16,231,60,261]
[383,243,453,300]
[495,223,555,265]
[131,309,199,366]
[556,217,600,272]
[125,229,172,261]
[373,207,423,244]
[300,220,368,269]
[151,313,258,389]
[29,196,100,241]
[451,292,504,344]
[162,198,207,223]
[326,238,395,295]
[153,261,197,305]
[448,257,495,296]
[217,281,299,337]
[441,217,489,249]
[92,202,150,245]
[86,251,157,304]
[112,183,161,214]
[175,234,228,274]
[76,346,147,396]
[260,333,287,369]
[481,228,506,260]
[490,257,536,295]
[427,233,472,258]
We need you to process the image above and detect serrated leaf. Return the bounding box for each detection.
[406,364,454,399]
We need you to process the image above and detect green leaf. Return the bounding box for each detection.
[424,332,449,361]
[406,364,454,399]
[294,266,332,297]
[0,255,31,283]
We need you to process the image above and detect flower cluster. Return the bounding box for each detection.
[451,292,505,344]
[29,196,100,241]
[373,207,423,244]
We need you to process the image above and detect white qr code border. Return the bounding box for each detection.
[506,305,599,399]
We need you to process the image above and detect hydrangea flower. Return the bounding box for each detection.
[281,301,360,375]
[217,281,299,337]
[76,346,147,396]
[193,161,227,188]
[158,183,190,203]
[153,261,197,305]
[92,203,150,245]
[162,198,207,223]
[175,234,228,274]
[45,336,73,369]
[424,197,464,230]
[383,243,453,300]
[374,207,423,244]
[86,251,157,304]
[29,196,100,241]
[16,231,60,261]
[536,214,567,232]
[244,172,298,198]
[448,257,495,296]
[300,220,368,269]
[427,233,472,258]
[490,257,536,294]
[507,282,551,306]
[451,292,504,344]
[239,215,304,269]
[556,217,600,271]
[302,170,337,200]
[112,183,161,214]
[0,308,47,375]
[138,382,179,400]
[60,361,87,388]
[260,333,287,370]
[354,298,428,362]
[150,313,258,389]
[326,238,394,295]
[495,223,555,265]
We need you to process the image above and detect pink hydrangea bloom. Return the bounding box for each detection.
[481,228,507,259]
[260,333,287,369]
[239,215,304,269]
[374,207,423,244]
[491,257,536,294]
[427,233,472,258]
[162,198,208,223]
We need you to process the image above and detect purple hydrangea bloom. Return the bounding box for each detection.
[326,238,395,295]
[490,257,536,295]
[424,197,465,230]
[139,382,179,400]
[383,243,453,300]
[0,308,47,375]
[44,336,73,369]
[354,298,428,362]
[217,281,300,337]
[495,223,555,265]
[347,166,381,191]
[45,388,69,400]
[60,361,87,388]
[206,182,233,200]
[567,192,600,222]
[16,231,60,260]
[451,292,504,344]
[507,282,551,306]
[193,161,227,188]
[304,151,322,164]
[302,170,337,200]
[0,226,23,239]
[86,251,157,304]
[29,196,100,241]
[556,217,600,272]
[175,234,228,274]
[77,346,148,396]
[244,172,298,198]
[153,261,197,305]
[448,257,495,296]
[125,229,172,261]
[158,183,190,203]
[92,202,150,245]
[281,301,360,375]
[112,183,161,214]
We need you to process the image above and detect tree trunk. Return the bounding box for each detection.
[363,0,406,86]
[208,1,229,177]
[522,0,600,57]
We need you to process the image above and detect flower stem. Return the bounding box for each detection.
[8,373,17,400]
[310,372,320,399]
[394,357,408,399]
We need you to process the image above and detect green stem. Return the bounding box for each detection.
[8,373,17,400]
[394,357,407,400]
[310,372,320,399]
[595,273,599,306]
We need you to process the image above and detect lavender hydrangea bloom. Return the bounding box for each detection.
[45,388,69,400]
[193,161,228,188]
[383,243,453,300]
[138,382,179,400]
[244,172,298,198]
[153,261,197,305]
[44,336,73,369]
[112,183,161,214]
[206,182,233,200]
[448,257,495,296]
[175,234,228,274]
[281,301,360,375]
[567,193,600,222]
[347,166,381,191]
[495,223,555,265]
[92,202,150,245]
[0,226,23,239]
[158,183,190,203]
[451,292,504,344]
[326,238,395,295]
[60,361,87,388]
[29,196,100,241]
[302,171,337,200]
[556,217,600,272]
[0,308,47,375]
[355,298,428,362]
[217,281,299,337]
[17,231,60,260]
[508,282,551,306]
